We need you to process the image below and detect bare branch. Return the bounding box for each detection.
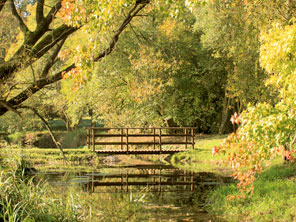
[8,0,29,34]
[17,105,67,161]
[36,0,45,24]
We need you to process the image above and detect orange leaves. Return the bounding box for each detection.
[62,68,87,91]
[282,150,295,162]
[212,145,219,156]
[215,130,266,199]
[230,112,241,125]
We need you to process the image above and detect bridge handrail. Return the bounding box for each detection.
[86,127,196,153]
[86,127,198,130]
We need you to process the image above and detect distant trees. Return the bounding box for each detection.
[61,9,228,132]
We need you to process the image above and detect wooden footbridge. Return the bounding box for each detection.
[87,127,196,155]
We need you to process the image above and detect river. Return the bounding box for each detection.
[34,163,228,221]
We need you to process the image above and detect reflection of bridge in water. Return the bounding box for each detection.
[82,165,220,193]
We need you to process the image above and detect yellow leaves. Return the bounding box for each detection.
[159,18,177,39]
[5,29,24,61]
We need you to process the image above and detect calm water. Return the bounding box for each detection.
[35,164,228,221]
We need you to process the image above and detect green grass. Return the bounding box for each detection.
[171,134,296,221]
[171,134,231,175]
[0,154,146,222]
[206,163,296,221]
[0,156,80,221]
[1,146,101,171]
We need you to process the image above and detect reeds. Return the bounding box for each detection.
[0,155,78,222]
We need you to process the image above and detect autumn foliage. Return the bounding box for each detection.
[215,110,296,199]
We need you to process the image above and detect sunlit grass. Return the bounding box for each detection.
[171,134,230,175]
[206,163,296,221]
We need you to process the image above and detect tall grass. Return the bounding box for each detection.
[0,156,79,221]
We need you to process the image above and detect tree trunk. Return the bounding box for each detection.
[219,97,234,134]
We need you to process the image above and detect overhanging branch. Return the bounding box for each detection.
[41,38,66,78]
[9,0,29,34]
[36,0,45,24]
[94,2,149,62]
[45,0,62,25]
[17,105,67,161]
[0,1,150,117]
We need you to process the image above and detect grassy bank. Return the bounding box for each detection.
[172,134,296,221]
[171,134,231,175]
[1,145,164,172]
[1,146,100,171]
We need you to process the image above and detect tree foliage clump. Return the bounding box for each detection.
[215,0,296,198]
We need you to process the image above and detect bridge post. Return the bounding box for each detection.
[87,128,90,149]
[185,128,188,150]
[158,170,161,192]
[159,128,162,153]
[126,128,129,154]
[92,128,95,152]
[191,128,194,150]
[153,128,156,150]
[121,128,123,150]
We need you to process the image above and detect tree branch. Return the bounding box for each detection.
[17,105,67,161]
[0,1,150,117]
[45,0,62,25]
[36,0,45,24]
[9,0,29,34]
[0,25,75,83]
[0,63,75,116]
[41,38,66,78]
[0,0,7,13]
[94,2,149,62]
[32,25,76,59]
[0,100,22,118]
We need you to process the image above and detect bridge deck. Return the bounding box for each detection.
[94,149,186,155]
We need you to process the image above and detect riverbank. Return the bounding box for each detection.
[172,134,296,221]
[2,135,296,221]
[0,144,219,222]
[1,145,165,172]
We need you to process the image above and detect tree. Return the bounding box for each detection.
[215,0,296,198]
[61,9,227,132]
[0,0,152,118]
[193,0,278,133]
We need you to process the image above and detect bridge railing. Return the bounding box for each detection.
[86,127,197,153]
